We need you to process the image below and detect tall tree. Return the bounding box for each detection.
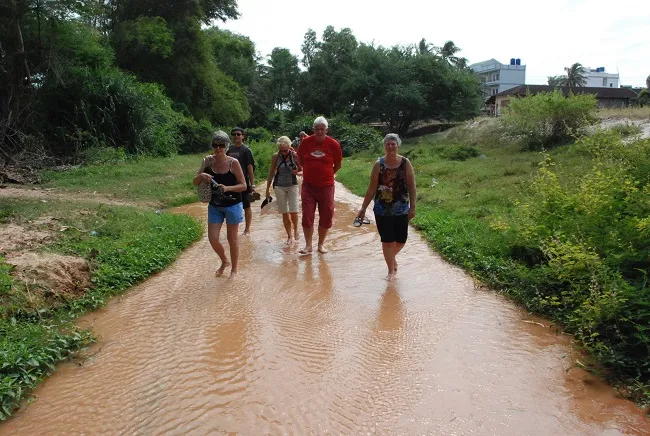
[300,28,318,68]
[111,0,249,124]
[564,62,587,87]
[417,38,433,55]
[436,40,468,68]
[297,26,358,115]
[205,28,256,88]
[267,48,299,110]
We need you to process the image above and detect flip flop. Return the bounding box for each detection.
[260,196,273,209]
[353,216,371,227]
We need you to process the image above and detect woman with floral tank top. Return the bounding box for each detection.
[357,133,417,280]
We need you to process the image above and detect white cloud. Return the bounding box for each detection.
[220,0,650,86]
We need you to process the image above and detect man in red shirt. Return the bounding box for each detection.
[296,117,343,254]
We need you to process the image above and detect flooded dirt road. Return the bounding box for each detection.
[3,184,649,435]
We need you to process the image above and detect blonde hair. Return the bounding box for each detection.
[276,136,292,147]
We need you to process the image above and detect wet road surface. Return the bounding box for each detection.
[2,184,649,435]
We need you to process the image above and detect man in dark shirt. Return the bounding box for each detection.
[227,127,256,235]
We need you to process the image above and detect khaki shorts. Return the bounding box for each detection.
[274,185,299,214]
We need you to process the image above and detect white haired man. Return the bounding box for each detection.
[296,116,343,254]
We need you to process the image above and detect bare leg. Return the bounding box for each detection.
[317,227,329,254]
[243,208,252,235]
[282,213,292,244]
[226,223,240,276]
[393,242,405,273]
[301,226,314,254]
[208,222,230,275]
[382,242,397,280]
[290,212,299,241]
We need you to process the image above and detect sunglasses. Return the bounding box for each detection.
[231,133,243,137]
[213,143,227,148]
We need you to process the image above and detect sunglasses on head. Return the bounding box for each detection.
[213,142,227,148]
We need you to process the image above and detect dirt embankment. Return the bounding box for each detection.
[0,213,94,307]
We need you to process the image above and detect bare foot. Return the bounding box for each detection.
[216,261,231,276]
[317,245,328,254]
[243,230,250,236]
[286,237,294,245]
[294,233,299,241]
[394,258,398,272]
[299,246,313,255]
[229,270,238,279]
[386,272,396,281]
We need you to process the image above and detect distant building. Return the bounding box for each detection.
[470,58,526,101]
[487,85,638,115]
[583,67,619,88]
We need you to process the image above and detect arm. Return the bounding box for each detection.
[193,157,211,185]
[291,151,303,176]
[247,164,255,189]
[219,159,247,193]
[246,148,256,188]
[357,162,380,218]
[405,158,417,220]
[265,154,278,197]
[333,142,343,174]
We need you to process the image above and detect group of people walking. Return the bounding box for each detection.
[192,116,417,280]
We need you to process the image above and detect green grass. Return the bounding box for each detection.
[41,141,276,207]
[41,153,205,207]
[0,198,202,419]
[338,134,588,219]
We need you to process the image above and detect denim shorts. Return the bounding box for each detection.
[208,203,244,225]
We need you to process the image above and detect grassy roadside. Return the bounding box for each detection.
[337,125,650,406]
[1,192,203,419]
[1,144,277,419]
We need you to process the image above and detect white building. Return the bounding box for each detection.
[583,67,619,88]
[470,58,526,101]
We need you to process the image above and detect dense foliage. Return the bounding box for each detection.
[2,1,479,162]
[501,91,598,149]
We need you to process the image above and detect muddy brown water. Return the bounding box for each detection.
[2,184,649,435]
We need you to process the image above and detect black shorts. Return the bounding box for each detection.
[375,214,409,243]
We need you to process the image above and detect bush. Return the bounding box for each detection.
[284,114,382,156]
[244,127,274,143]
[501,90,597,150]
[609,122,642,137]
[510,131,650,383]
[40,67,183,157]
[439,144,481,161]
[177,117,214,154]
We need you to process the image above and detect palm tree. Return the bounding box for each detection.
[436,40,468,68]
[547,75,567,87]
[564,63,587,87]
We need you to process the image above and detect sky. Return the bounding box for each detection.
[221,0,650,87]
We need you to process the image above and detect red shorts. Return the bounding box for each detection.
[301,182,335,229]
